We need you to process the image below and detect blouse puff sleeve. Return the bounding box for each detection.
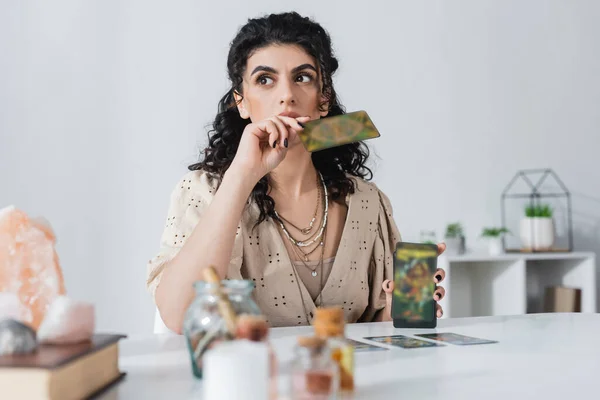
[361,186,403,322]
[146,170,244,303]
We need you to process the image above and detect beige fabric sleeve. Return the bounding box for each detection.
[361,187,403,321]
[145,170,243,302]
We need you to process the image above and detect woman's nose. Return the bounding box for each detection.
[279,81,296,105]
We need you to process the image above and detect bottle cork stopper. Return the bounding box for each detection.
[313,307,345,338]
[297,336,326,348]
[314,307,344,323]
[313,321,344,337]
[236,314,269,342]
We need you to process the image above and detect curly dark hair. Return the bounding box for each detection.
[189,11,373,226]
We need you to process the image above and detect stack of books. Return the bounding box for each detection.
[0,334,126,399]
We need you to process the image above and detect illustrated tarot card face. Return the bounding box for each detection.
[415,333,498,345]
[363,335,445,349]
[298,110,380,152]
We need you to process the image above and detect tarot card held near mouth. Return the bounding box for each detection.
[298,110,380,152]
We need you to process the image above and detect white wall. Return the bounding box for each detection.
[1,0,599,335]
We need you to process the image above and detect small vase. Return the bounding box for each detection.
[444,236,465,256]
[520,217,555,251]
[183,279,261,379]
[488,238,504,256]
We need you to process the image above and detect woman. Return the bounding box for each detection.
[146,11,446,334]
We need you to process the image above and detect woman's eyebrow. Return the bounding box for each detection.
[291,64,317,74]
[250,65,277,76]
[250,63,317,76]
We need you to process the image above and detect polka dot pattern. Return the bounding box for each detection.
[146,171,402,328]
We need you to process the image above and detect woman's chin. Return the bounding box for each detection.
[287,140,309,154]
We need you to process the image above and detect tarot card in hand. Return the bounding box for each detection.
[364,335,445,349]
[298,110,380,152]
[392,242,438,328]
[346,338,388,352]
[415,333,498,346]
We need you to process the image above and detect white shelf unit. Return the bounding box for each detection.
[437,251,597,319]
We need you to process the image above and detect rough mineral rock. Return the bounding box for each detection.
[37,296,94,344]
[0,292,22,321]
[0,318,38,355]
[0,206,66,330]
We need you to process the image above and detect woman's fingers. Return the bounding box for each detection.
[436,303,444,318]
[434,285,445,301]
[268,116,290,148]
[433,268,446,284]
[277,116,309,146]
[437,242,446,255]
[251,119,280,148]
[382,279,394,293]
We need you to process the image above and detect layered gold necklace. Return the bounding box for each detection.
[274,171,328,318]
[273,171,329,265]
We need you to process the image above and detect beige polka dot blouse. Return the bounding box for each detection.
[146,170,402,327]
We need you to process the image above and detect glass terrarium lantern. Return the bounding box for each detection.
[500,168,573,253]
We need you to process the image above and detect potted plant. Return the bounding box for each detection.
[444,222,465,255]
[520,203,554,251]
[481,227,510,256]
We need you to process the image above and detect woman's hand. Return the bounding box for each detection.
[229,115,311,182]
[381,242,447,320]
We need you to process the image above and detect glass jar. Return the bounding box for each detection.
[183,279,261,378]
[313,308,355,394]
[420,230,437,245]
[290,336,339,400]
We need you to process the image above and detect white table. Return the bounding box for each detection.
[99,313,600,400]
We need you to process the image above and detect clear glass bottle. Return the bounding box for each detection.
[236,314,279,400]
[313,307,355,394]
[290,336,339,400]
[420,230,437,245]
[182,279,261,378]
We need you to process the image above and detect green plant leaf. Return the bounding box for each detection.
[445,222,464,238]
[524,203,553,218]
[480,227,511,237]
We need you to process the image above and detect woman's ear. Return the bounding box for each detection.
[233,90,250,119]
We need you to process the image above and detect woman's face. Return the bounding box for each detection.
[235,44,329,138]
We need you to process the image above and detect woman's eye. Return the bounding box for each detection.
[257,75,273,85]
[296,74,313,83]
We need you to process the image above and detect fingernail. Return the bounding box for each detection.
[284,138,288,148]
[435,274,442,282]
[435,294,441,301]
[273,141,277,148]
[298,122,305,128]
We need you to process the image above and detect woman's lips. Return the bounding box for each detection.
[278,111,302,118]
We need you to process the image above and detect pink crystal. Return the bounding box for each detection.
[0,205,66,330]
[37,296,94,344]
[0,293,22,321]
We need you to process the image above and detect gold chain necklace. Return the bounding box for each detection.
[276,181,324,251]
[274,170,328,325]
[274,172,328,248]
[290,222,327,324]
[275,186,321,235]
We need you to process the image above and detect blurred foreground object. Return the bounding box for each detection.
[0,206,66,330]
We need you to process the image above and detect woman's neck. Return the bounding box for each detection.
[269,149,317,199]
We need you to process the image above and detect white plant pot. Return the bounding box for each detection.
[488,238,504,256]
[520,217,555,251]
[444,236,465,256]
